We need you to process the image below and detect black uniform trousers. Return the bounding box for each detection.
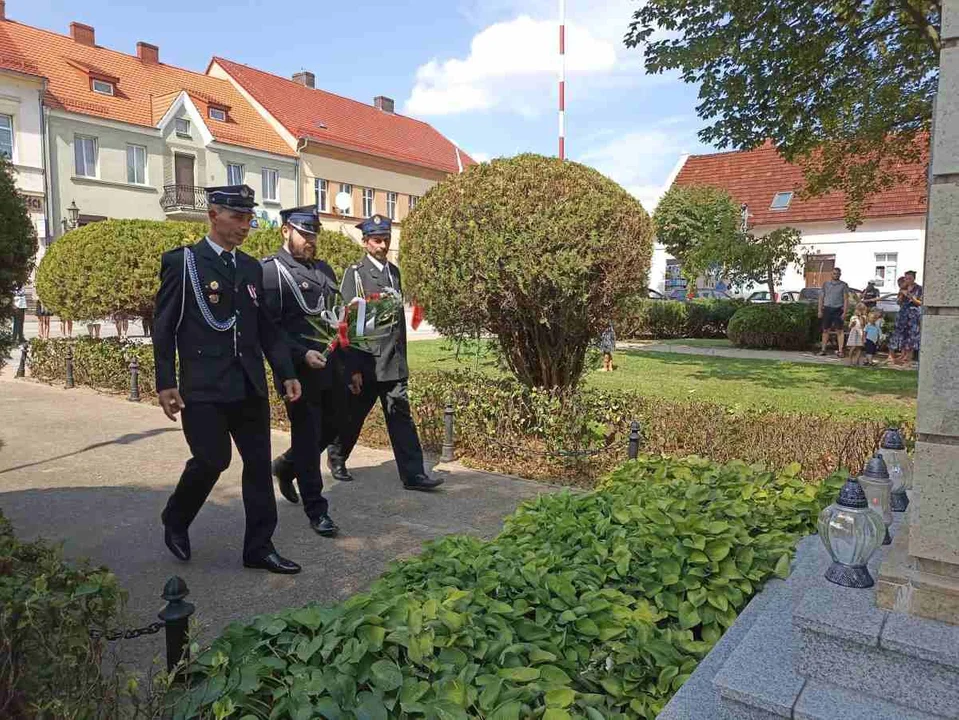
[161,390,277,562]
[282,389,338,521]
[327,378,426,482]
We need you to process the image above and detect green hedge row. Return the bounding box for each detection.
[27,338,908,484]
[727,304,819,350]
[616,299,744,340]
[168,456,844,719]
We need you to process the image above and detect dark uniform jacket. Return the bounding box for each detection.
[153,239,295,403]
[261,248,348,402]
[340,255,408,383]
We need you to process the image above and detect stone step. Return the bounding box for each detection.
[794,584,959,719]
[793,680,945,720]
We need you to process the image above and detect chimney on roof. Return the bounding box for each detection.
[70,22,95,47]
[137,41,159,64]
[292,71,315,89]
[374,96,394,114]
[0,2,6,21]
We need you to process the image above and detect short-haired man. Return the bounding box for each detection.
[818,267,850,357]
[262,205,344,537]
[152,185,303,574]
[326,215,442,491]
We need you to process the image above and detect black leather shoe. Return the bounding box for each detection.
[328,460,353,482]
[402,474,444,491]
[310,514,339,537]
[243,552,302,574]
[164,525,191,561]
[272,457,299,504]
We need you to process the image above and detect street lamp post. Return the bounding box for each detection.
[62,201,80,234]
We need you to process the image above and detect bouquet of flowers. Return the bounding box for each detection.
[305,289,404,358]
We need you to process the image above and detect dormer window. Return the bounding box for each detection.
[770,191,794,210]
[175,118,191,137]
[91,78,115,96]
[208,106,227,122]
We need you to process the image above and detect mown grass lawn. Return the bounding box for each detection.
[406,339,917,422]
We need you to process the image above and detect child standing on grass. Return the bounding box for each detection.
[599,323,616,372]
[864,309,883,366]
[846,302,867,366]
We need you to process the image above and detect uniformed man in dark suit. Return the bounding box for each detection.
[326,215,443,491]
[262,205,345,537]
[153,185,304,575]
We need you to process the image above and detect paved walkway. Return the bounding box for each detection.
[0,370,550,671]
[621,341,917,368]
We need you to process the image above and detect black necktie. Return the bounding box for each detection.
[223,254,235,285]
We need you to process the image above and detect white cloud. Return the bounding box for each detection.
[405,15,617,116]
[470,151,492,162]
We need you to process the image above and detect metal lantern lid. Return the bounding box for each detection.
[881,428,906,450]
[837,477,869,509]
[862,454,890,480]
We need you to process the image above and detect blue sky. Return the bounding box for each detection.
[14,0,717,210]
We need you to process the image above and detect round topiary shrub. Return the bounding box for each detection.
[35,220,207,322]
[727,303,819,349]
[241,226,364,280]
[401,153,654,388]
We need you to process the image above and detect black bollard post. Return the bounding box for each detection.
[440,399,455,463]
[158,576,195,674]
[627,420,641,460]
[14,342,27,378]
[128,357,141,402]
[65,344,75,389]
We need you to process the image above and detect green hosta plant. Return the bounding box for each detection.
[171,456,842,719]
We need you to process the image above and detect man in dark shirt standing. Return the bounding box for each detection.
[862,279,881,310]
[818,267,850,357]
[152,185,303,575]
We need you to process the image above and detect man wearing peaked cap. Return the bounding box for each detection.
[262,205,348,538]
[325,215,443,491]
[152,184,304,575]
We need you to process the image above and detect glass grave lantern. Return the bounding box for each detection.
[818,476,885,588]
[859,454,893,546]
[879,427,912,512]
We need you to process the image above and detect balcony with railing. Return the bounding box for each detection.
[160,185,208,216]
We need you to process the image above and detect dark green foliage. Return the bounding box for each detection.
[625,0,937,227]
[240,227,364,281]
[401,153,654,389]
[29,337,156,397]
[727,303,819,350]
[170,456,844,719]
[0,510,125,718]
[616,299,744,339]
[0,156,38,367]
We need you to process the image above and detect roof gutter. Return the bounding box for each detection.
[295,136,307,206]
[38,78,52,244]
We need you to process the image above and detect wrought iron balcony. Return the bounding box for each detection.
[160,185,208,213]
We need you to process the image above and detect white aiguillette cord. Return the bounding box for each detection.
[273,259,326,315]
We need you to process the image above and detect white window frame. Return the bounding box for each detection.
[362,187,374,217]
[315,178,328,212]
[770,191,793,210]
[175,118,191,137]
[0,113,13,160]
[408,195,418,211]
[126,144,147,185]
[386,191,397,220]
[874,252,899,289]
[262,167,279,202]
[91,78,115,96]
[208,107,227,122]
[227,163,244,186]
[74,135,98,178]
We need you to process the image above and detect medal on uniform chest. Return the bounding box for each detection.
[247,283,258,306]
[207,280,220,305]
[300,281,309,290]
[209,293,220,304]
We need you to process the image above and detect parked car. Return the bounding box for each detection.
[798,286,862,305]
[667,288,734,301]
[646,288,666,300]
[745,290,799,303]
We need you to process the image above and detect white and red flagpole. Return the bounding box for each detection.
[558,0,566,160]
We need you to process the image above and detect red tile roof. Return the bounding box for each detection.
[211,57,473,174]
[0,19,294,157]
[673,143,927,226]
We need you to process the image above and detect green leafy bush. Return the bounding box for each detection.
[0,510,126,718]
[170,456,844,719]
[401,153,653,388]
[240,227,364,281]
[26,339,907,485]
[727,303,818,350]
[616,299,744,339]
[0,155,39,368]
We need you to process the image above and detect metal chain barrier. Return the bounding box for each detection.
[90,620,165,641]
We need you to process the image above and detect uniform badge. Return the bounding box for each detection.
[210,280,219,291]
[300,281,309,290]
[209,293,220,305]
[247,283,258,306]
[240,186,250,198]
[373,215,382,224]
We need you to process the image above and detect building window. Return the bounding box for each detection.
[91,78,115,96]
[315,178,328,212]
[262,168,279,202]
[227,163,244,186]
[74,135,98,177]
[770,191,793,210]
[362,188,374,217]
[386,191,397,220]
[0,114,12,159]
[126,144,147,185]
[408,195,418,211]
[874,252,898,288]
[208,107,227,122]
[175,118,191,137]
